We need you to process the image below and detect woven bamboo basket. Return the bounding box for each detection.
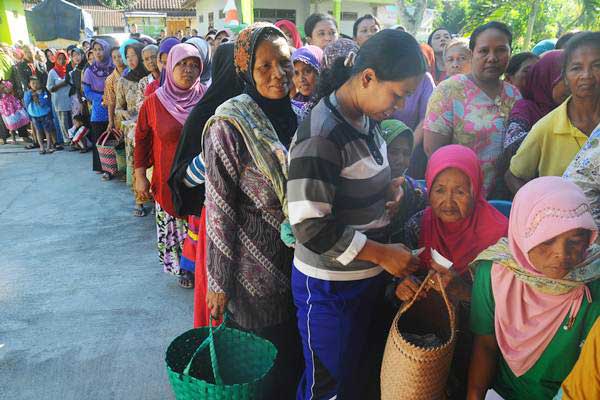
[380,271,457,400]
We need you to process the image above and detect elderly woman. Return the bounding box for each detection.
[290,44,322,121]
[83,39,114,173]
[428,27,452,83]
[444,38,472,77]
[144,37,179,97]
[506,32,600,193]
[136,44,159,108]
[424,21,521,197]
[467,176,600,400]
[201,23,301,396]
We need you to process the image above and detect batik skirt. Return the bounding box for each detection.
[155,202,188,276]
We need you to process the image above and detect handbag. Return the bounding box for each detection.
[96,129,121,175]
[381,271,457,400]
[166,314,277,400]
[1,105,29,131]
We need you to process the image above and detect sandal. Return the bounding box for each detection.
[39,149,47,155]
[132,205,147,217]
[25,143,39,149]
[178,272,195,289]
[47,147,55,154]
[101,172,112,181]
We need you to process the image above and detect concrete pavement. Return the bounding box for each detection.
[0,145,193,399]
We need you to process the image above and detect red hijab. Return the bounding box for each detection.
[53,50,69,79]
[419,145,508,275]
[275,19,303,49]
[420,43,435,77]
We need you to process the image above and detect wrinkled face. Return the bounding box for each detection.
[471,29,511,82]
[93,43,105,63]
[142,50,158,73]
[72,51,82,66]
[507,57,537,93]
[252,37,293,100]
[292,61,318,97]
[358,71,422,121]
[445,46,472,76]
[528,228,591,279]
[111,49,124,68]
[387,135,412,177]
[172,56,201,89]
[56,53,67,66]
[431,29,451,53]
[308,20,338,49]
[430,167,474,223]
[355,18,380,47]
[565,45,600,100]
[125,47,139,70]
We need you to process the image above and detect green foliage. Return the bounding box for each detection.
[98,0,137,9]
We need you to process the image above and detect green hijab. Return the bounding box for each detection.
[380,119,413,148]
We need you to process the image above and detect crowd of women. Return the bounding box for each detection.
[2,13,599,400]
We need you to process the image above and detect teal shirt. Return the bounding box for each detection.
[470,261,600,400]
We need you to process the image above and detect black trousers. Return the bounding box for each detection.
[89,121,108,172]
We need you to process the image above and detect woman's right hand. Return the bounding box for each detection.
[135,173,151,200]
[206,291,228,319]
[379,243,421,277]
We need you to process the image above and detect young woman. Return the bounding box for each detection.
[288,29,425,399]
[291,45,322,121]
[46,50,72,145]
[275,19,303,49]
[353,14,381,47]
[428,27,452,83]
[304,13,339,49]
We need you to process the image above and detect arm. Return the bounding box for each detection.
[424,129,452,156]
[133,100,154,198]
[114,78,130,122]
[422,82,454,156]
[467,335,499,400]
[23,90,32,108]
[506,125,543,194]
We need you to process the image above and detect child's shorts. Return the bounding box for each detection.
[31,114,54,133]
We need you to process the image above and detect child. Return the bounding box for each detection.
[23,76,55,154]
[68,114,91,153]
[0,80,30,144]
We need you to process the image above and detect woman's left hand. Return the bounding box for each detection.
[427,261,455,292]
[386,177,405,217]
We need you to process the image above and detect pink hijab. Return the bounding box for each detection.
[492,176,598,377]
[155,43,206,126]
[419,145,508,275]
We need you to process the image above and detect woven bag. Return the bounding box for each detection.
[381,271,457,400]
[96,129,120,175]
[115,147,126,173]
[166,314,277,400]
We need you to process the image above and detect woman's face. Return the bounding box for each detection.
[56,53,67,66]
[308,20,338,49]
[125,47,139,70]
[387,135,412,177]
[506,57,538,93]
[44,49,53,60]
[172,56,201,90]
[93,43,105,63]
[430,167,474,223]
[280,26,295,48]
[142,50,158,73]
[431,29,451,54]
[528,228,591,279]
[252,37,293,100]
[111,49,124,68]
[359,71,422,121]
[72,51,82,66]
[565,45,600,100]
[158,52,168,72]
[445,46,472,76]
[86,51,94,64]
[355,18,380,47]
[471,28,511,82]
[292,61,318,97]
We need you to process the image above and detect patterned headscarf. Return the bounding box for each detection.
[322,38,358,69]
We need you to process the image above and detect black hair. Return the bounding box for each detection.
[505,52,539,77]
[563,31,600,75]
[110,46,120,54]
[73,113,90,127]
[314,29,426,101]
[304,13,337,38]
[28,76,39,82]
[469,21,513,51]
[353,14,381,38]
[555,32,577,50]
[427,27,451,47]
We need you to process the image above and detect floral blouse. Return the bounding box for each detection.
[423,74,521,195]
[115,77,141,126]
[564,125,600,227]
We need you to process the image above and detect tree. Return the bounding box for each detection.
[396,0,429,34]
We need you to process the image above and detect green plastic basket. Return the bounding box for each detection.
[166,315,277,400]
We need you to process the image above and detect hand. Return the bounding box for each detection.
[135,172,151,200]
[378,243,421,278]
[395,276,426,302]
[206,291,228,318]
[385,177,405,217]
[427,261,455,292]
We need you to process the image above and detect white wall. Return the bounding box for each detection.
[311,1,375,37]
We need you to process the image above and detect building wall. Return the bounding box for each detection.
[0,0,30,44]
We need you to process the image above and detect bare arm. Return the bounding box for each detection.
[423,128,451,157]
[356,240,421,278]
[504,169,527,195]
[467,334,499,400]
[412,121,424,147]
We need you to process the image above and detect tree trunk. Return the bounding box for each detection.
[524,0,542,50]
[396,0,428,35]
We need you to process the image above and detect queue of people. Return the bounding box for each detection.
[2,16,599,400]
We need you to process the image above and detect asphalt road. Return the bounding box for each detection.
[0,144,193,399]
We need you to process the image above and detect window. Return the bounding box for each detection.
[219,9,226,19]
[199,14,204,23]
[253,8,296,23]
[208,11,214,28]
[327,11,358,21]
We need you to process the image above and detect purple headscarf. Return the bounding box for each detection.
[158,37,180,86]
[292,45,323,73]
[83,39,114,92]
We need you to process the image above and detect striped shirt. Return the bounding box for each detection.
[288,94,391,281]
[184,153,206,188]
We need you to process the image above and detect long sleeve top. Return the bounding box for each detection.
[24,89,52,118]
[82,83,108,122]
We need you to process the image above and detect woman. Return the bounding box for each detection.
[201,23,301,397]
[444,38,472,77]
[428,27,452,83]
[304,13,339,49]
[68,47,89,119]
[168,42,243,325]
[424,21,521,197]
[275,19,302,49]
[116,42,149,215]
[288,29,424,399]
[507,32,600,193]
[83,39,114,174]
[353,14,381,47]
[291,45,322,121]
[145,37,179,97]
[136,44,159,109]
[531,38,556,56]
[134,44,205,285]
[185,37,212,85]
[467,176,600,400]
[44,48,55,73]
[504,52,539,94]
[46,50,72,146]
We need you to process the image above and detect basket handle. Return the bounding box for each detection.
[182,313,227,384]
[97,129,110,146]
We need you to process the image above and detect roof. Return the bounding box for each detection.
[128,0,195,16]
[24,0,124,27]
